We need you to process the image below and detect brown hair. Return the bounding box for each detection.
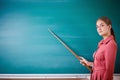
[97,16,116,41]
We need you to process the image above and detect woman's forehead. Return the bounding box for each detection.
[96,20,106,25]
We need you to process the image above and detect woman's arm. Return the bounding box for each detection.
[86,61,93,67]
[103,41,117,80]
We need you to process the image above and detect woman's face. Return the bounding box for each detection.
[96,20,111,36]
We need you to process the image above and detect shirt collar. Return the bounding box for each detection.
[98,35,114,46]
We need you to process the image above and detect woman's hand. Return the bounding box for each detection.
[80,57,93,67]
[80,57,88,66]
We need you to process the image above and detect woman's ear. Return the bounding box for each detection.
[109,25,112,30]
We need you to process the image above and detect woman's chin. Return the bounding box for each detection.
[98,33,104,36]
[98,33,102,35]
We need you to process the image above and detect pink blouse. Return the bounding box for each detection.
[91,35,117,80]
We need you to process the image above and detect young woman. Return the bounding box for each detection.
[80,16,117,80]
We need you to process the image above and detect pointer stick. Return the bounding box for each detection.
[48,28,92,72]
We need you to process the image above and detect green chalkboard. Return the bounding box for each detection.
[0,0,120,74]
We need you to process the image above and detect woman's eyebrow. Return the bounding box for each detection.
[100,23,104,25]
[96,23,104,27]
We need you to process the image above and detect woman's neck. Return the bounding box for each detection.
[103,34,111,40]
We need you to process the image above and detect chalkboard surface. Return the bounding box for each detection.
[0,0,120,74]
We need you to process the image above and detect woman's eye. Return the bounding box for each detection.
[101,25,104,27]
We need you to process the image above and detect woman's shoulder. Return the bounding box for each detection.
[106,39,117,48]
